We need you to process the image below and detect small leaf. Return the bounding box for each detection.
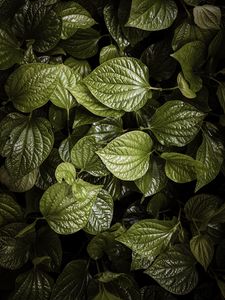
[0,27,23,70]
[84,57,151,112]
[190,234,214,270]
[161,152,205,183]
[84,189,114,235]
[99,45,120,64]
[70,82,124,117]
[58,2,96,39]
[55,162,76,185]
[177,72,197,99]
[135,157,167,197]
[50,260,90,300]
[93,286,121,300]
[0,113,54,178]
[193,5,221,30]
[5,63,60,112]
[40,181,102,234]
[0,194,23,226]
[71,135,109,177]
[97,131,152,181]
[127,0,178,31]
[60,28,100,59]
[171,41,206,93]
[117,217,178,259]
[145,245,198,295]
[64,57,91,78]
[11,269,53,300]
[150,101,205,146]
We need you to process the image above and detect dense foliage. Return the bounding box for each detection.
[1,0,225,299]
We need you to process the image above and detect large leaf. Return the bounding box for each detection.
[84,57,151,112]
[135,157,167,197]
[0,194,23,226]
[60,28,101,59]
[58,1,96,39]
[0,113,54,178]
[84,189,114,235]
[5,63,60,112]
[117,217,178,259]
[11,269,53,300]
[13,0,61,52]
[0,28,23,70]
[150,100,205,146]
[71,135,109,177]
[40,181,102,234]
[193,5,221,30]
[50,64,81,110]
[145,245,198,295]
[103,3,129,50]
[161,152,205,183]
[190,234,214,270]
[171,41,206,93]
[70,82,124,117]
[195,123,224,191]
[50,260,90,300]
[0,223,31,270]
[126,0,178,31]
[97,131,152,180]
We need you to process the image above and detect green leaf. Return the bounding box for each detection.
[50,260,90,300]
[84,189,114,235]
[195,124,224,191]
[60,28,101,59]
[70,82,124,117]
[84,57,151,112]
[0,166,38,193]
[193,5,221,30]
[126,0,178,31]
[5,63,60,112]
[0,194,23,226]
[177,72,197,99]
[161,152,205,183]
[40,181,102,234]
[99,45,120,64]
[217,83,225,113]
[11,269,53,300]
[145,245,198,295]
[49,105,67,132]
[87,117,123,142]
[131,251,153,271]
[13,0,62,52]
[103,3,129,50]
[184,194,220,225]
[135,157,167,197]
[190,234,214,270]
[0,223,31,270]
[64,57,91,78]
[55,162,76,185]
[73,108,102,128]
[117,217,178,259]
[58,2,96,39]
[50,64,81,110]
[35,227,62,272]
[150,100,205,146]
[0,113,54,178]
[97,131,152,180]
[0,27,23,70]
[93,286,121,300]
[171,41,206,93]
[71,135,109,177]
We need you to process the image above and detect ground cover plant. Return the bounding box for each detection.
[1,0,225,299]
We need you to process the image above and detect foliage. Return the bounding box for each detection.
[0,0,225,299]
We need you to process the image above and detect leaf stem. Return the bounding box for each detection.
[66,108,70,137]
[150,86,179,92]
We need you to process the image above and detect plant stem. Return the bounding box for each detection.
[150,86,179,92]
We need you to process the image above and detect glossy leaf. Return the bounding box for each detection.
[145,245,198,295]
[65,57,91,78]
[55,162,76,185]
[84,57,151,112]
[99,45,120,64]
[150,101,205,146]
[127,0,178,31]
[193,5,221,30]
[0,194,23,226]
[117,217,178,259]
[97,131,152,180]
[161,152,205,183]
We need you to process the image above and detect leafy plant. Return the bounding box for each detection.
[0,0,225,299]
